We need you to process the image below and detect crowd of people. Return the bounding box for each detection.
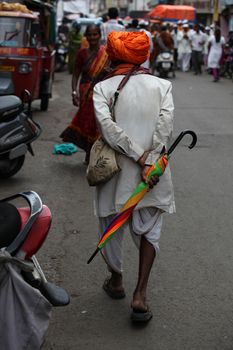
[60,8,232,164]
[58,8,233,82]
[126,19,229,83]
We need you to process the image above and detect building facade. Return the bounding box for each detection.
[90,0,150,17]
[220,0,233,34]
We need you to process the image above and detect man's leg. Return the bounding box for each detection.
[197,51,203,73]
[130,208,163,312]
[99,216,125,297]
[192,50,198,74]
[131,235,156,311]
[183,52,191,72]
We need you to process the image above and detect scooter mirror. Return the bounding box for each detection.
[21,89,32,117]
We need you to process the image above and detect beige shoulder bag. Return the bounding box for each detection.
[86,69,135,186]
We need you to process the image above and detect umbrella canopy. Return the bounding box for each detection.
[148,5,196,22]
[97,154,168,250]
[87,130,197,264]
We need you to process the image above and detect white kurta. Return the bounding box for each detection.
[177,31,192,55]
[208,35,225,68]
[93,74,175,218]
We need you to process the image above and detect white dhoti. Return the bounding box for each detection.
[98,207,163,274]
[181,52,191,72]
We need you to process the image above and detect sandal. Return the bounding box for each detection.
[131,306,153,323]
[102,277,126,299]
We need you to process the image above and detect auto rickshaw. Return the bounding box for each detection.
[0,2,55,111]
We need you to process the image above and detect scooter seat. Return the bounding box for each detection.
[19,206,52,258]
[0,95,22,121]
[0,202,21,249]
[0,203,51,256]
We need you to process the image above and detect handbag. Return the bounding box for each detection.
[86,68,136,186]
[86,136,119,186]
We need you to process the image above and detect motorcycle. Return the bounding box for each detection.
[220,44,233,80]
[0,191,70,349]
[156,51,176,79]
[55,33,68,72]
[0,90,41,178]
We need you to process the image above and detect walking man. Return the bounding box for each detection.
[190,24,205,75]
[100,7,124,44]
[92,31,175,323]
[177,23,192,72]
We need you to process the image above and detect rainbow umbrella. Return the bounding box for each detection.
[87,130,197,264]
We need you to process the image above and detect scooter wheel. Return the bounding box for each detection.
[40,95,49,111]
[0,155,25,178]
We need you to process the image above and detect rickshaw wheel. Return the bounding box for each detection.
[0,156,25,178]
[40,95,49,111]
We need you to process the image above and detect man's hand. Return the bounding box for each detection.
[137,152,160,189]
[141,166,160,189]
[137,151,150,168]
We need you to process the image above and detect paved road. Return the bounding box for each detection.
[1,70,233,350]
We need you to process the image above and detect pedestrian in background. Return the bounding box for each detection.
[158,25,174,53]
[60,25,110,164]
[208,27,225,82]
[177,20,183,34]
[152,24,174,74]
[93,30,175,323]
[151,24,161,73]
[100,7,124,44]
[139,19,153,69]
[67,22,83,74]
[177,23,192,72]
[126,18,140,32]
[190,24,205,75]
[171,24,178,68]
[203,26,211,69]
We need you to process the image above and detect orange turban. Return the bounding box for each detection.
[106,31,150,65]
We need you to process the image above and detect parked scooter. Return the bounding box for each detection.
[55,33,68,72]
[220,44,233,80]
[0,191,70,349]
[0,90,41,178]
[156,51,176,78]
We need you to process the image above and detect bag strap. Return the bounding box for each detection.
[111,66,139,121]
[113,66,138,107]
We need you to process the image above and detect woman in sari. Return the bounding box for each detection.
[60,24,110,164]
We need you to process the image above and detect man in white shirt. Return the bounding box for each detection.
[177,23,192,72]
[139,20,153,69]
[100,7,125,44]
[190,23,205,74]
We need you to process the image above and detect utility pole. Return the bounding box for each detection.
[213,0,219,24]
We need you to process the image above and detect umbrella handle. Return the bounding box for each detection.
[87,247,100,264]
[167,130,197,156]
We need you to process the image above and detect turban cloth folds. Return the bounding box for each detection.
[106,31,150,65]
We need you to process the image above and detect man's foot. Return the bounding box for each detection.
[131,292,147,312]
[131,306,153,323]
[131,293,153,323]
[102,277,125,299]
